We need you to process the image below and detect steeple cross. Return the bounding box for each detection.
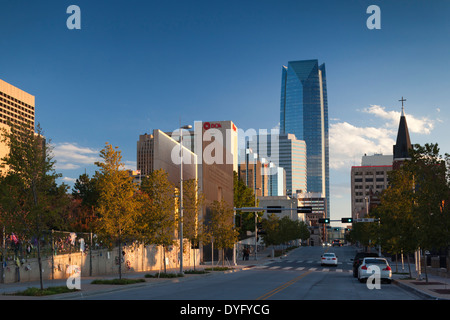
[399,97,406,115]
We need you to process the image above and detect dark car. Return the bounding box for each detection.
[332,240,341,247]
[352,252,379,277]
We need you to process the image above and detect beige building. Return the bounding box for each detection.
[351,154,393,219]
[136,129,198,185]
[0,79,35,175]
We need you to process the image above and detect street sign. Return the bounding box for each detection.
[355,218,376,222]
[297,206,312,213]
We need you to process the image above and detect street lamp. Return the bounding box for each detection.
[179,124,192,274]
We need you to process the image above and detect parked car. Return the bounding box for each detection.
[351,252,379,277]
[357,257,392,283]
[321,252,338,266]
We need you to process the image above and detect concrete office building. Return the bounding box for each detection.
[136,129,198,186]
[351,154,392,219]
[0,79,35,175]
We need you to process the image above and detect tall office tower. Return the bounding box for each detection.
[279,60,330,217]
[248,133,307,197]
[0,79,35,175]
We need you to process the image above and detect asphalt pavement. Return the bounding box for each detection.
[1,246,449,300]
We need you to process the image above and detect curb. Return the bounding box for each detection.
[392,279,448,300]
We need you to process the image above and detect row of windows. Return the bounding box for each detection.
[354,177,388,183]
[354,171,387,176]
[355,184,386,189]
[0,91,35,112]
[0,104,34,122]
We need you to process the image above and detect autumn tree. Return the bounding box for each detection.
[208,200,239,266]
[182,178,205,269]
[139,169,176,272]
[94,143,139,279]
[70,173,100,231]
[0,122,69,290]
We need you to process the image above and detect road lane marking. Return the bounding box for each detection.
[283,267,293,270]
[256,271,313,300]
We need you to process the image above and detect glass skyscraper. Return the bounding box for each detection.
[280,60,330,217]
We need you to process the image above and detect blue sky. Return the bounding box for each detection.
[1,0,449,223]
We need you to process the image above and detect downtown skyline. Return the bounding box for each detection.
[1,0,449,224]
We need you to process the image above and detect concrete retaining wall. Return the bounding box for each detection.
[1,242,200,284]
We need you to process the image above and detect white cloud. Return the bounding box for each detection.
[329,105,438,171]
[329,122,395,170]
[51,142,100,170]
[61,176,77,183]
[363,105,434,134]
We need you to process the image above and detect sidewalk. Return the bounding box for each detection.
[390,265,450,300]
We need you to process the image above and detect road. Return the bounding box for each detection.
[76,245,422,301]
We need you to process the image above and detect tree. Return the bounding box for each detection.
[233,171,259,239]
[94,143,139,279]
[208,200,239,266]
[139,169,176,273]
[71,173,100,231]
[261,213,281,256]
[182,179,205,269]
[0,122,69,290]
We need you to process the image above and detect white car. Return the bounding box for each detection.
[321,253,338,266]
[358,257,392,283]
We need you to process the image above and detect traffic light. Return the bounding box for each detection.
[341,218,353,223]
[318,218,330,224]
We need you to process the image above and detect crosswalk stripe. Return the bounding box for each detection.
[322,268,329,272]
[336,269,343,272]
[283,267,293,270]
[269,266,280,269]
[309,267,317,271]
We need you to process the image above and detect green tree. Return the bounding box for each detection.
[261,213,281,256]
[208,200,239,266]
[139,169,176,272]
[94,143,139,279]
[233,171,260,239]
[0,123,68,290]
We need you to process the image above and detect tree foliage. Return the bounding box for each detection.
[94,143,139,278]
[0,122,69,289]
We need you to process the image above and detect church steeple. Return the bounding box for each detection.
[393,97,412,168]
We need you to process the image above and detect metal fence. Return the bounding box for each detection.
[1,230,107,267]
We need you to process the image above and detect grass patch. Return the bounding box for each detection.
[145,272,184,278]
[183,269,210,274]
[204,267,232,271]
[12,286,79,296]
[91,278,146,285]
